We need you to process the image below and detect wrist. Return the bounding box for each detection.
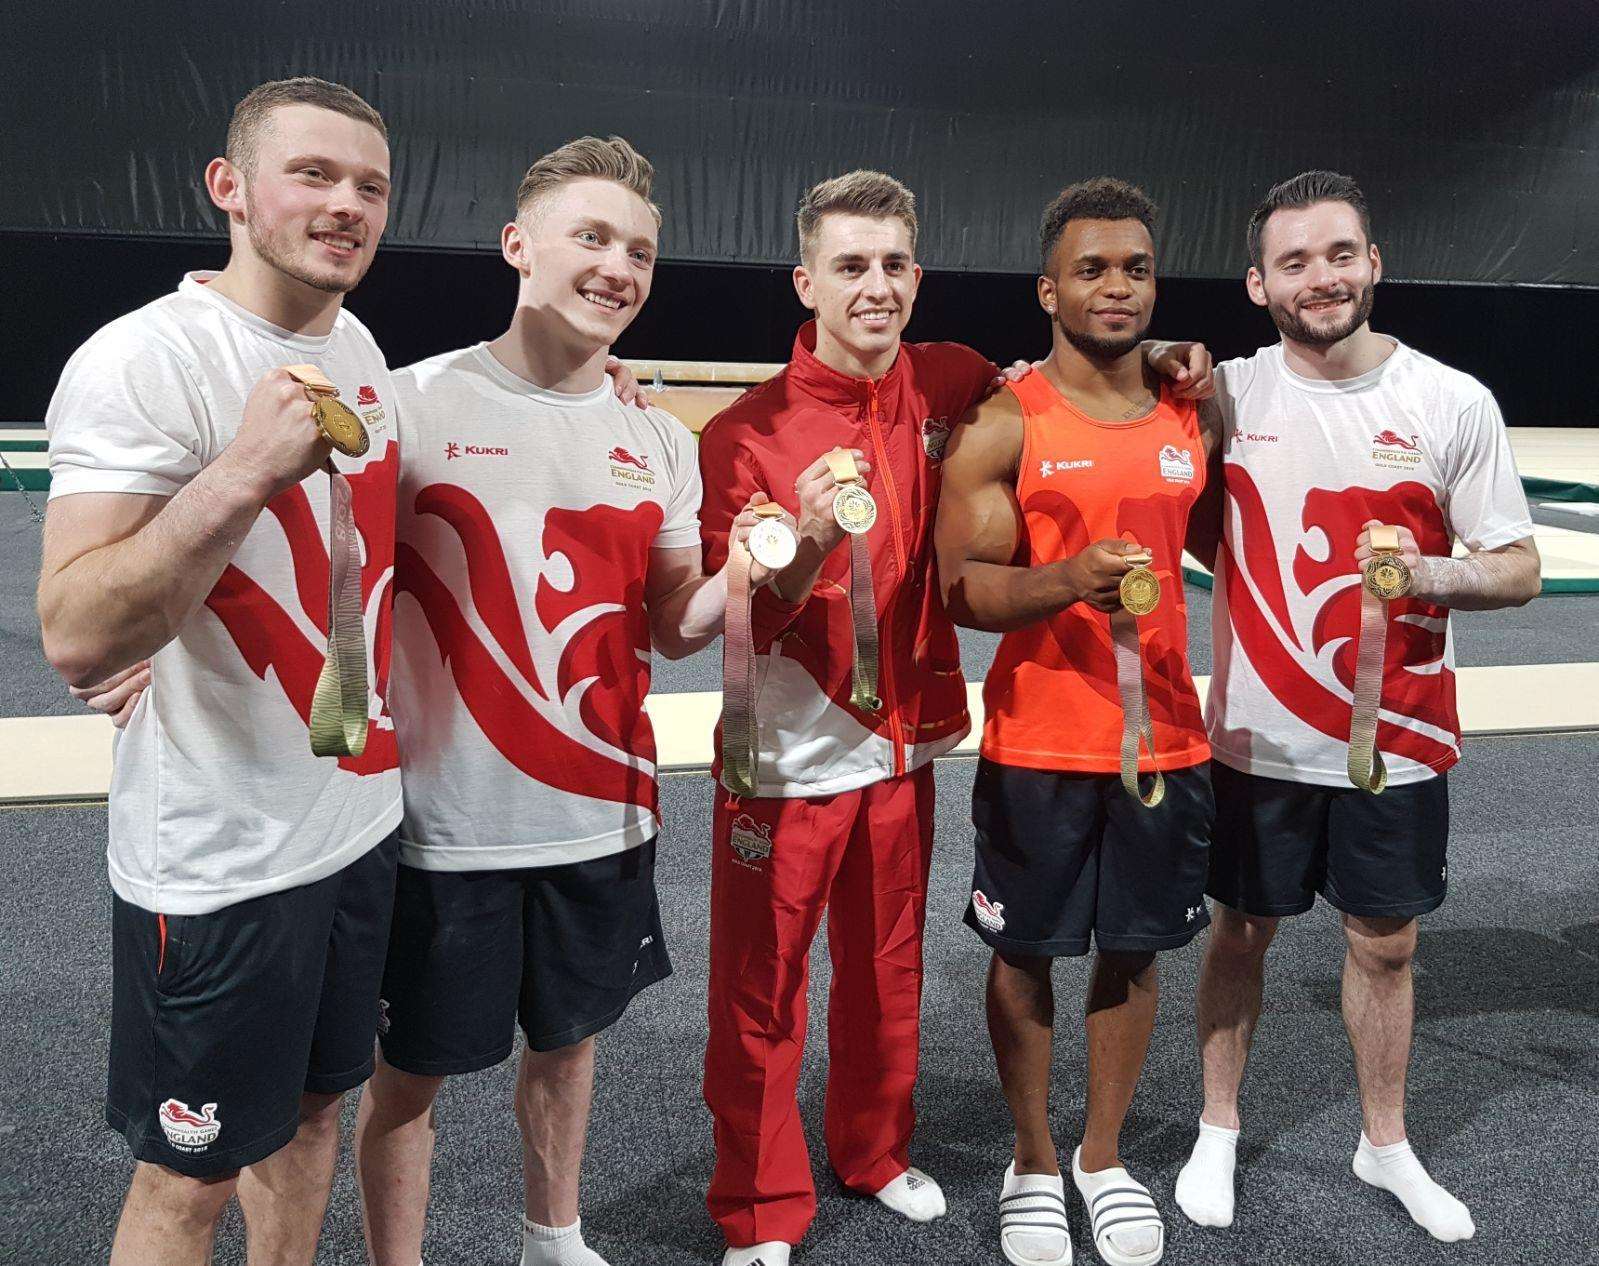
[1045,559,1085,610]
[211,445,282,510]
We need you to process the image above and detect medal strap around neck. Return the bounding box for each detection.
[1347,525,1405,793]
[285,364,369,759]
[1112,547,1164,808]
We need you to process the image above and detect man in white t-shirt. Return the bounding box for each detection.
[1172,171,1540,1244]
[38,78,403,1266]
[351,137,780,1266]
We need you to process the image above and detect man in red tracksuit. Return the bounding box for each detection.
[696,170,1210,1266]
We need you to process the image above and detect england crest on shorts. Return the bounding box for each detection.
[972,889,1006,933]
[729,813,774,869]
[158,1098,221,1153]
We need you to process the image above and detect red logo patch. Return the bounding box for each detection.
[607,447,649,470]
[357,385,379,406]
[446,442,460,461]
[1372,430,1419,451]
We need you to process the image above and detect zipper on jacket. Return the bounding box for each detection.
[864,379,907,777]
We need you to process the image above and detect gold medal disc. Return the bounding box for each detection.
[749,518,799,570]
[1364,554,1412,600]
[833,483,878,535]
[313,396,370,458]
[1120,566,1161,616]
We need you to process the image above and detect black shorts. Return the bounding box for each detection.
[107,833,400,1178]
[1207,762,1449,920]
[964,758,1214,957]
[378,839,672,1075]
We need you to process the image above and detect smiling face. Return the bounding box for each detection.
[793,213,922,378]
[1248,199,1381,348]
[504,176,658,352]
[1041,217,1156,359]
[225,102,391,294]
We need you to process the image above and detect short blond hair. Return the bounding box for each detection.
[796,170,919,265]
[225,77,386,174]
[515,135,662,228]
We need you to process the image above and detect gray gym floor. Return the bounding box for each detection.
[3,487,1597,1263]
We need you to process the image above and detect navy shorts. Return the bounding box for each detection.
[965,759,1214,957]
[107,833,400,1177]
[378,839,671,1074]
[1207,762,1449,920]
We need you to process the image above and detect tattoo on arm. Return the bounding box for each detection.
[1414,538,1540,611]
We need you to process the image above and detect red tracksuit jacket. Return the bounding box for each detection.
[699,322,997,797]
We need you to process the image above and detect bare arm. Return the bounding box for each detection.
[1183,396,1226,570]
[647,497,795,659]
[934,392,1137,632]
[37,368,335,688]
[1355,523,1541,611]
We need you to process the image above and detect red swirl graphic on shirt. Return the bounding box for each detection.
[203,443,400,775]
[1221,467,1458,766]
[394,485,660,810]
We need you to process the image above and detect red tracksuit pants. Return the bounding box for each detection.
[703,764,936,1247]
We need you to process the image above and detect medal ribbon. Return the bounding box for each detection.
[1113,548,1164,808]
[309,461,369,757]
[824,449,881,712]
[1347,525,1404,793]
[719,533,759,796]
[846,533,881,711]
[284,365,369,759]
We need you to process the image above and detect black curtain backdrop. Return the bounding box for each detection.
[6,0,1598,283]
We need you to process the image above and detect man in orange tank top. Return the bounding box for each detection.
[935,178,1223,1266]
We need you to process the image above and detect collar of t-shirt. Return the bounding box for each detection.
[1271,334,1405,395]
[180,271,338,354]
[471,342,614,408]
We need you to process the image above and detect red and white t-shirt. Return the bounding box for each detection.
[46,273,401,914]
[390,343,702,870]
[1207,338,1532,786]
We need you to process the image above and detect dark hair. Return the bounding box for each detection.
[226,77,386,174]
[1038,178,1157,275]
[1247,170,1371,269]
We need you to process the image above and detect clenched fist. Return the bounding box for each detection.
[221,368,336,501]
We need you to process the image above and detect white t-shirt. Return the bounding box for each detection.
[1207,338,1532,786]
[46,273,402,915]
[390,343,702,871]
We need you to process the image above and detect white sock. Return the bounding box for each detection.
[522,1216,609,1266]
[720,1242,791,1266]
[1175,1118,1239,1228]
[1353,1134,1475,1242]
[874,1165,948,1222]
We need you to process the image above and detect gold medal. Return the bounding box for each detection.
[1119,548,1161,617]
[312,396,370,458]
[1362,527,1412,600]
[285,363,370,458]
[832,483,878,534]
[825,448,878,535]
[748,504,798,571]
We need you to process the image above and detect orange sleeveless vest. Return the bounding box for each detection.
[979,372,1210,773]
